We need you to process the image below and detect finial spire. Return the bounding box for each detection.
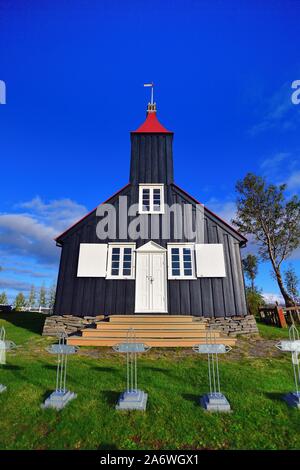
[144,82,156,113]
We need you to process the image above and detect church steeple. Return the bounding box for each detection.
[129,87,174,185]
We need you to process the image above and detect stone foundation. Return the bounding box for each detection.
[203,315,259,337]
[42,315,104,336]
[42,314,258,338]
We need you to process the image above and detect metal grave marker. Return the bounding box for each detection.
[42,331,79,410]
[193,329,232,412]
[0,326,16,393]
[113,328,151,411]
[276,324,300,409]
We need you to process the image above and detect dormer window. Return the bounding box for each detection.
[139,184,164,214]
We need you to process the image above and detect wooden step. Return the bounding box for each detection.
[82,328,220,339]
[96,322,207,330]
[108,315,195,323]
[68,336,236,347]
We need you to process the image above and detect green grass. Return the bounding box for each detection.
[256,321,291,339]
[0,312,300,450]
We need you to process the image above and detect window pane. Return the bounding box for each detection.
[171,248,179,255]
[123,268,131,276]
[172,269,180,276]
[184,269,192,276]
[112,247,120,254]
[111,269,119,276]
[183,248,191,255]
[124,248,132,255]
[112,261,119,269]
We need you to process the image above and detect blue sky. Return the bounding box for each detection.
[0,0,299,302]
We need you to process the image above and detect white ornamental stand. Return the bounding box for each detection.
[193,330,232,412]
[113,329,151,411]
[276,324,300,409]
[42,332,79,410]
[0,326,16,393]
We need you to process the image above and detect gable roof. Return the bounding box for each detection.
[55,183,247,246]
[54,183,130,244]
[171,183,247,245]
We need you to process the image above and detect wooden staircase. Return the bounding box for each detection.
[67,315,236,348]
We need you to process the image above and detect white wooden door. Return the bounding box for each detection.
[135,251,167,313]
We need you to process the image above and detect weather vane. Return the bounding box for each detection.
[144,82,154,105]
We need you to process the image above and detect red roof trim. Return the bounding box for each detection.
[54,183,131,243]
[172,183,247,243]
[132,112,172,134]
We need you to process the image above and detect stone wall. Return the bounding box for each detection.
[42,314,259,337]
[42,315,104,336]
[203,315,259,337]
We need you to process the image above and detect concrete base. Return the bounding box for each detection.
[283,392,300,409]
[41,390,77,410]
[0,384,7,393]
[200,393,231,412]
[116,389,148,411]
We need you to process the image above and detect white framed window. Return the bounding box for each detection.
[167,243,196,279]
[139,184,164,214]
[106,243,136,279]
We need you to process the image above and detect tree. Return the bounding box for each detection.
[0,292,8,304]
[39,284,47,308]
[47,283,56,310]
[242,254,258,291]
[233,173,300,307]
[245,286,265,316]
[27,285,36,309]
[284,265,300,304]
[14,292,26,311]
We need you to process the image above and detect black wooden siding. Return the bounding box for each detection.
[54,183,247,318]
[130,134,174,184]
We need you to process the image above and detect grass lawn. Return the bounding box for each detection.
[0,312,299,450]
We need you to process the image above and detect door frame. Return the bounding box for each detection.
[134,241,168,313]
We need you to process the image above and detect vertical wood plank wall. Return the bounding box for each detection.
[54,184,247,317]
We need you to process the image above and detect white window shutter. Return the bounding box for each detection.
[195,244,226,278]
[77,243,108,277]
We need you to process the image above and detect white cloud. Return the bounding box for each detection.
[18,196,88,232]
[0,197,88,265]
[0,278,33,293]
[205,198,236,224]
[250,82,299,135]
[285,170,300,191]
[262,292,284,305]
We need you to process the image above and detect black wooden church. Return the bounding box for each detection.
[54,96,247,318]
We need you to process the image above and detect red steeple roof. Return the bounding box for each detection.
[132,103,172,134]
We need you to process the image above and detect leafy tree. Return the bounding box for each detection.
[27,285,36,309]
[47,283,56,310]
[233,173,300,307]
[0,292,8,304]
[242,254,258,291]
[284,265,300,304]
[245,287,265,317]
[39,284,47,308]
[14,292,26,311]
